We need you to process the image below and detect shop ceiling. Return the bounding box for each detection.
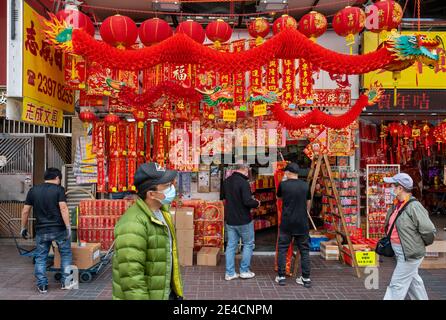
[47,0,446,28]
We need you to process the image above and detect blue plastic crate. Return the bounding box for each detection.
[310,236,329,252]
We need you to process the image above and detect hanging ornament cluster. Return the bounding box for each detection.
[332,6,366,53]
[248,17,270,45]
[56,8,95,36]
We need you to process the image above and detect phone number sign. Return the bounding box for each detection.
[22,2,74,113]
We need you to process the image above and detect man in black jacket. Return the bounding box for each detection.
[275,163,312,288]
[222,163,260,280]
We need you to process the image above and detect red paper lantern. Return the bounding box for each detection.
[104,113,121,125]
[366,0,403,33]
[139,18,172,46]
[248,18,270,45]
[78,110,96,122]
[56,9,95,36]
[177,20,205,44]
[332,6,366,47]
[298,11,327,39]
[100,14,138,49]
[273,14,297,35]
[206,19,232,48]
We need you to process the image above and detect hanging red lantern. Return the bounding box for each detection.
[139,18,172,46]
[104,113,121,125]
[298,11,327,40]
[365,0,403,34]
[248,17,270,45]
[78,110,96,123]
[100,14,138,49]
[56,9,95,36]
[332,6,366,51]
[402,122,412,141]
[177,20,205,44]
[205,19,232,48]
[272,14,297,35]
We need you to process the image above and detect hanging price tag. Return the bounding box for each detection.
[253,104,267,117]
[223,109,237,122]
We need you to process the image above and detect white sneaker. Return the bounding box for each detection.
[275,276,286,286]
[240,271,255,279]
[225,273,239,281]
[296,276,312,288]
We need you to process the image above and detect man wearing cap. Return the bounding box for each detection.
[222,163,260,281]
[382,173,436,300]
[112,162,183,300]
[275,163,312,287]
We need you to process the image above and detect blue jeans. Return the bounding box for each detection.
[35,230,72,287]
[225,221,255,275]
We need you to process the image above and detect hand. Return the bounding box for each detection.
[20,228,29,239]
[65,226,72,240]
[256,200,261,208]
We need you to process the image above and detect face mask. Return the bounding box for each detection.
[390,187,397,198]
[159,185,176,205]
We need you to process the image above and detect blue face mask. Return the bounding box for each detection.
[159,185,176,205]
[390,187,397,197]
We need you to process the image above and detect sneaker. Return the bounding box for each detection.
[275,276,286,286]
[240,271,256,279]
[225,273,239,281]
[61,280,77,290]
[37,285,48,294]
[296,276,312,288]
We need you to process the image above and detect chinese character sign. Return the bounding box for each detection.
[22,2,73,112]
[232,40,246,106]
[298,59,313,104]
[267,59,279,93]
[282,59,296,105]
[22,97,63,128]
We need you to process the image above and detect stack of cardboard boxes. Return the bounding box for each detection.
[174,207,195,266]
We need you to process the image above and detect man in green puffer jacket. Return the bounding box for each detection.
[112,162,183,300]
[382,173,436,300]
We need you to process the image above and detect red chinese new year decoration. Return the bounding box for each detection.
[56,9,95,36]
[412,122,421,149]
[366,0,403,33]
[271,94,370,130]
[205,19,232,48]
[118,81,202,109]
[177,19,205,44]
[298,11,327,40]
[78,110,96,123]
[100,14,138,49]
[139,18,173,46]
[70,28,395,74]
[273,14,297,35]
[248,17,270,45]
[332,6,366,50]
[104,113,121,125]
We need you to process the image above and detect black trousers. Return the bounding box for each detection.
[277,231,311,278]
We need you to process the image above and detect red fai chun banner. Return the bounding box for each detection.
[249,40,263,92]
[298,59,313,104]
[219,43,232,89]
[232,40,246,107]
[282,59,295,105]
[267,59,279,92]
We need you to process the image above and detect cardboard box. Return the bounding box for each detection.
[320,241,339,261]
[176,229,194,248]
[175,207,194,230]
[178,247,193,266]
[53,242,101,270]
[197,247,221,266]
[421,241,446,269]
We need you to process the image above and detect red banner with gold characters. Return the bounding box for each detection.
[64,54,86,90]
[127,158,137,192]
[108,157,118,193]
[170,64,193,87]
[127,122,137,158]
[232,40,245,106]
[196,64,217,91]
[218,43,232,89]
[117,158,127,192]
[92,121,106,157]
[117,122,127,157]
[282,59,295,104]
[267,59,279,92]
[97,157,106,193]
[249,40,263,92]
[298,59,313,104]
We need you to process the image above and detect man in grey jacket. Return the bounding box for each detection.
[383,173,436,300]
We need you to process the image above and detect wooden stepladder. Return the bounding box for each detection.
[307,154,361,278]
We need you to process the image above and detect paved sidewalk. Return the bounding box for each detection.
[1,244,445,300]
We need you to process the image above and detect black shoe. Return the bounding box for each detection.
[37,285,48,294]
[296,276,312,288]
